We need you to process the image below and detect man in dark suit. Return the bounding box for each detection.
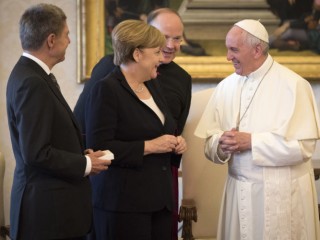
[74,8,191,240]
[6,4,111,240]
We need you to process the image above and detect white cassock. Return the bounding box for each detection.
[195,55,320,240]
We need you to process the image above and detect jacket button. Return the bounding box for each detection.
[162,166,167,171]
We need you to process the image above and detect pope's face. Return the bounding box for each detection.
[225,26,257,76]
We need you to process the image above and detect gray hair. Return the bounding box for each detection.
[19,3,66,51]
[243,31,269,55]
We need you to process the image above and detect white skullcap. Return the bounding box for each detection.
[234,19,269,43]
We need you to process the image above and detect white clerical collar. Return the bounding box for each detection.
[22,52,51,75]
[247,54,273,80]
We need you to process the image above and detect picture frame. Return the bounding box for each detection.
[77,0,105,83]
[78,0,320,83]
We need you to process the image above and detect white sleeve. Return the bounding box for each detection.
[204,134,231,164]
[251,132,316,166]
[84,155,92,176]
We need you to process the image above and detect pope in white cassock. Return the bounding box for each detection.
[195,19,320,240]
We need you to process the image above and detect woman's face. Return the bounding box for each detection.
[137,47,164,80]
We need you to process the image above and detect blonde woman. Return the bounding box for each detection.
[85,19,187,240]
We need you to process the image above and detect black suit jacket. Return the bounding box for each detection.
[85,67,176,212]
[6,56,92,240]
[74,54,192,166]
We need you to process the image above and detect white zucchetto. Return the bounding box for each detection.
[234,19,269,43]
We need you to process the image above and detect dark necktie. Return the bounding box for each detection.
[49,73,61,90]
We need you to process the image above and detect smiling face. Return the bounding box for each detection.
[136,47,164,80]
[150,12,183,64]
[225,26,257,76]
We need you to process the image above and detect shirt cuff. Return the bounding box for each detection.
[84,155,92,176]
[217,144,228,161]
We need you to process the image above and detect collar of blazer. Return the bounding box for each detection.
[112,66,172,126]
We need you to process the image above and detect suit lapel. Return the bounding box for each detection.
[45,74,84,149]
[146,80,174,129]
[20,57,84,149]
[115,66,173,130]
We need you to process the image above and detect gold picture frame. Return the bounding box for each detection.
[78,0,320,83]
[77,0,105,83]
[174,55,320,82]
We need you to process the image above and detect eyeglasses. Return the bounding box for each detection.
[165,36,182,44]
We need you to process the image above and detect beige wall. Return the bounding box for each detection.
[0,0,84,225]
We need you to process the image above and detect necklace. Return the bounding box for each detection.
[134,84,144,93]
[236,60,274,130]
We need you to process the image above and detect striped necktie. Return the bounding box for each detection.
[49,73,61,90]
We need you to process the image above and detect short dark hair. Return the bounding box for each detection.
[19,3,66,51]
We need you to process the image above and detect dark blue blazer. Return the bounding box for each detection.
[6,56,92,240]
[85,67,176,212]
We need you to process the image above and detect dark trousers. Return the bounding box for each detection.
[92,207,172,240]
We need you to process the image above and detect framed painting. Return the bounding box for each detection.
[77,0,105,83]
[78,0,320,83]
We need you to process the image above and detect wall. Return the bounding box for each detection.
[0,0,84,226]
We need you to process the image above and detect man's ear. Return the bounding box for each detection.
[254,43,263,59]
[47,33,55,49]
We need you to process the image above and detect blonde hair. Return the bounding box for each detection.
[112,20,166,65]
